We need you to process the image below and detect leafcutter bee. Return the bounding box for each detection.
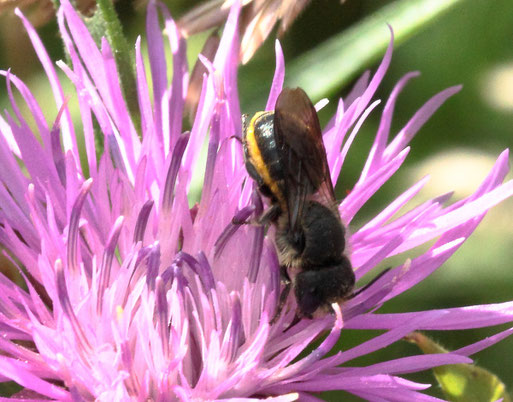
[242,87,355,319]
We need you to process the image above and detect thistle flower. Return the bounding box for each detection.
[1,1,513,400]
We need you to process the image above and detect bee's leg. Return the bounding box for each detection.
[256,204,281,225]
[232,203,280,226]
[287,313,302,329]
[270,265,292,324]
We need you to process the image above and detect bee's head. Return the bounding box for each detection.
[295,260,355,318]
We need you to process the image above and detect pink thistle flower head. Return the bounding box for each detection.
[1,1,513,400]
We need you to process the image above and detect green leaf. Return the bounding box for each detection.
[0,381,22,397]
[285,0,465,102]
[406,332,511,402]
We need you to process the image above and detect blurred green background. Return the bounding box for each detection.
[1,0,513,399]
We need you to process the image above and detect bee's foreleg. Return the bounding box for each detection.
[270,265,292,324]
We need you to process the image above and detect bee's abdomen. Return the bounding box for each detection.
[301,201,346,267]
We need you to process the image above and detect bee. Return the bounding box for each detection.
[242,87,355,319]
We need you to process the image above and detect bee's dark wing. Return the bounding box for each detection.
[274,87,336,232]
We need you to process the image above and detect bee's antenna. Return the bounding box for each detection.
[350,267,392,299]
